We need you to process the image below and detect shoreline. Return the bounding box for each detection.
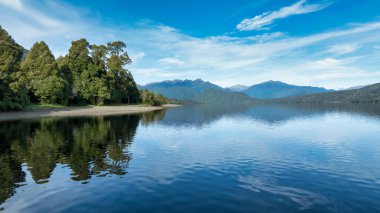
[0,104,181,121]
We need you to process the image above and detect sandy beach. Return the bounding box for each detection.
[0,104,180,121]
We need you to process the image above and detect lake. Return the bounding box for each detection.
[1,104,380,212]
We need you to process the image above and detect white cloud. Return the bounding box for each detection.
[131,51,146,62]
[0,0,22,10]
[247,32,287,42]
[313,71,380,82]
[237,0,330,31]
[0,0,96,55]
[0,0,65,28]
[159,57,185,66]
[134,68,200,81]
[308,57,355,68]
[210,32,286,43]
[326,43,361,55]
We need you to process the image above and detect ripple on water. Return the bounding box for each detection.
[237,175,334,211]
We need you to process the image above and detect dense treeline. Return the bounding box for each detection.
[140,89,168,106]
[0,26,166,111]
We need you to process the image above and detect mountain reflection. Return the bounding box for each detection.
[158,103,380,127]
[0,111,166,204]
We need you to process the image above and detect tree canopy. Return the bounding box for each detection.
[0,26,167,111]
[0,26,29,110]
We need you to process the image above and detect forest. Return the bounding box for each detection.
[0,26,166,111]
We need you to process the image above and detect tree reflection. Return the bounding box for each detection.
[140,109,166,125]
[27,120,65,183]
[0,148,25,204]
[0,110,165,205]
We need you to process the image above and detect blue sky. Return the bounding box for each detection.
[1,0,380,88]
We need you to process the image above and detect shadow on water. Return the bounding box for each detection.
[0,110,166,205]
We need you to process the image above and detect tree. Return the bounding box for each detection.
[68,39,109,105]
[0,26,29,110]
[34,75,67,104]
[106,41,139,103]
[68,39,91,103]
[56,56,73,104]
[18,41,67,104]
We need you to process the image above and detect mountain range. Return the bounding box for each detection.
[142,79,331,100]
[140,79,380,104]
[242,80,330,99]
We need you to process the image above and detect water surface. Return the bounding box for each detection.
[1,104,380,212]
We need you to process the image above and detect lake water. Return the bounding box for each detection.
[1,104,380,212]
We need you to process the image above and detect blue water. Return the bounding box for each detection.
[1,104,380,212]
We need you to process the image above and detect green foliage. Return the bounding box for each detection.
[106,41,139,104]
[66,39,139,105]
[0,25,29,110]
[17,41,67,104]
[34,75,67,104]
[69,39,99,104]
[56,56,73,104]
[0,26,169,110]
[140,89,168,106]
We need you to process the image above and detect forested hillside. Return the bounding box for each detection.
[275,83,380,103]
[143,79,222,100]
[194,89,255,105]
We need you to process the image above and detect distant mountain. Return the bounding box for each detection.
[225,84,249,92]
[275,83,380,104]
[194,89,255,105]
[243,81,329,99]
[142,79,223,100]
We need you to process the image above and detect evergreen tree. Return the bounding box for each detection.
[19,41,67,104]
[68,39,109,105]
[0,26,29,110]
[56,55,73,104]
[106,41,139,103]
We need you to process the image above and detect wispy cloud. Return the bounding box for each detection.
[130,51,146,63]
[0,0,95,56]
[307,57,356,69]
[326,43,362,55]
[0,0,66,29]
[210,32,286,43]
[159,57,185,66]
[237,0,330,31]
